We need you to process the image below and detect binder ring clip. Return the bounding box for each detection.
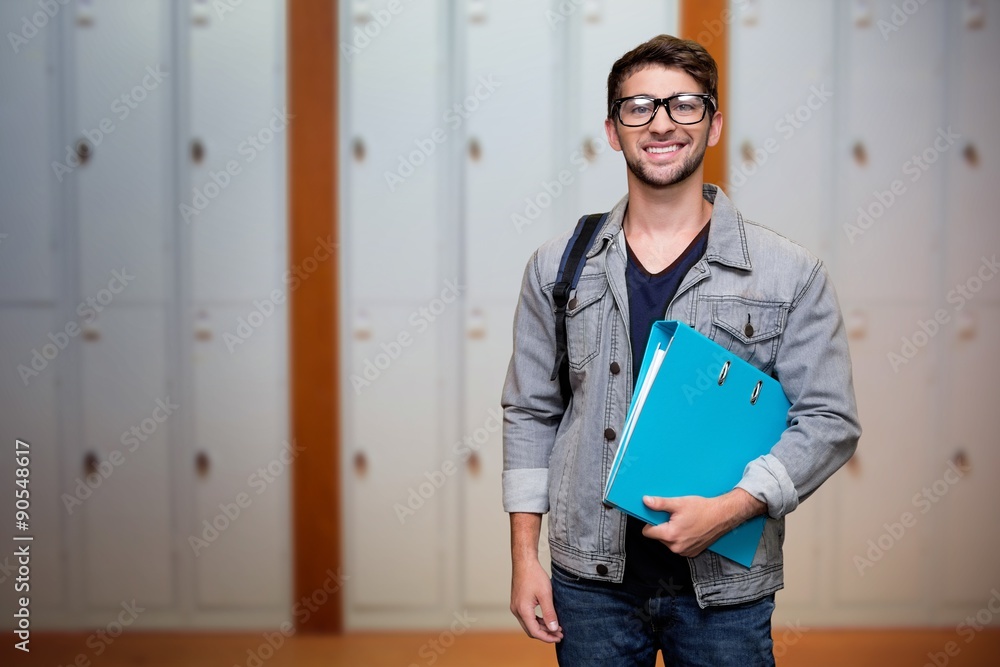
[750,380,763,405]
[717,361,730,386]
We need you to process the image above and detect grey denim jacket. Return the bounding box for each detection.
[501,184,861,608]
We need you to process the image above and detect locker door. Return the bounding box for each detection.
[939,306,1000,604]
[574,0,678,217]
[188,0,286,302]
[0,0,57,302]
[346,0,446,302]
[70,0,173,303]
[462,0,560,302]
[727,0,836,261]
[345,305,446,609]
[833,306,933,605]
[0,310,64,612]
[458,0,562,610]
[831,0,946,304]
[944,0,1000,303]
[190,306,290,609]
[77,306,173,607]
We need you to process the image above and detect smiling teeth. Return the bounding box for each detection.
[646,145,680,153]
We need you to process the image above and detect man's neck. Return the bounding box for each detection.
[623,174,712,238]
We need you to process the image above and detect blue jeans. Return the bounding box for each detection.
[551,564,775,666]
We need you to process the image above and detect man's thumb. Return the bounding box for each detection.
[643,495,677,513]
[538,593,559,631]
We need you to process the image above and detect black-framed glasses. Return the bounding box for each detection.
[612,93,716,127]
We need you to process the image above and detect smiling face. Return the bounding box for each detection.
[604,65,723,189]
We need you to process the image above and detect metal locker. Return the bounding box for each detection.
[831,0,947,304]
[0,309,65,613]
[345,0,446,302]
[345,304,446,609]
[70,0,174,303]
[460,302,514,607]
[461,0,560,302]
[939,306,1000,605]
[944,0,1000,304]
[726,0,836,262]
[832,306,934,606]
[0,0,58,302]
[190,305,290,609]
[77,305,173,608]
[573,0,678,218]
[188,0,287,302]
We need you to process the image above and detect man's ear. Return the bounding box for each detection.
[604,117,622,152]
[707,110,724,148]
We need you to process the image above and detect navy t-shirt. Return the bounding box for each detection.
[621,219,710,597]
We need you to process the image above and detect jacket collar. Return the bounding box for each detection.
[587,183,752,271]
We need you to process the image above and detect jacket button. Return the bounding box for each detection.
[610,361,621,374]
[595,564,609,576]
[604,428,616,441]
[744,322,754,337]
[567,297,578,310]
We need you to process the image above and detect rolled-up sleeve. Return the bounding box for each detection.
[501,250,566,514]
[736,260,862,519]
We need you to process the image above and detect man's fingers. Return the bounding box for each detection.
[537,592,560,633]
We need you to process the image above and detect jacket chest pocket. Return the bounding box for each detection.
[565,274,608,370]
[706,298,788,372]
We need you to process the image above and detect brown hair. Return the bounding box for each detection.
[606,34,718,118]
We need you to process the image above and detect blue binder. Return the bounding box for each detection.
[603,321,791,568]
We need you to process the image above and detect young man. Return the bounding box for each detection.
[502,35,861,666]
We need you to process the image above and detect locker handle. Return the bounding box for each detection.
[467,308,486,339]
[466,451,481,477]
[82,325,101,342]
[191,138,206,165]
[955,310,977,340]
[76,139,92,166]
[352,137,366,162]
[963,143,979,168]
[852,141,868,167]
[84,452,99,476]
[353,451,368,478]
[195,325,213,342]
[846,453,861,477]
[195,451,211,478]
[468,137,482,162]
[582,137,601,163]
[740,140,757,165]
[952,449,971,474]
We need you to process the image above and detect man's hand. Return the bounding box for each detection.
[510,558,563,643]
[640,488,766,557]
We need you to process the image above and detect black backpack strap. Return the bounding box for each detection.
[550,212,608,406]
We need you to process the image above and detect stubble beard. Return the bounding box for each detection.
[622,130,710,188]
